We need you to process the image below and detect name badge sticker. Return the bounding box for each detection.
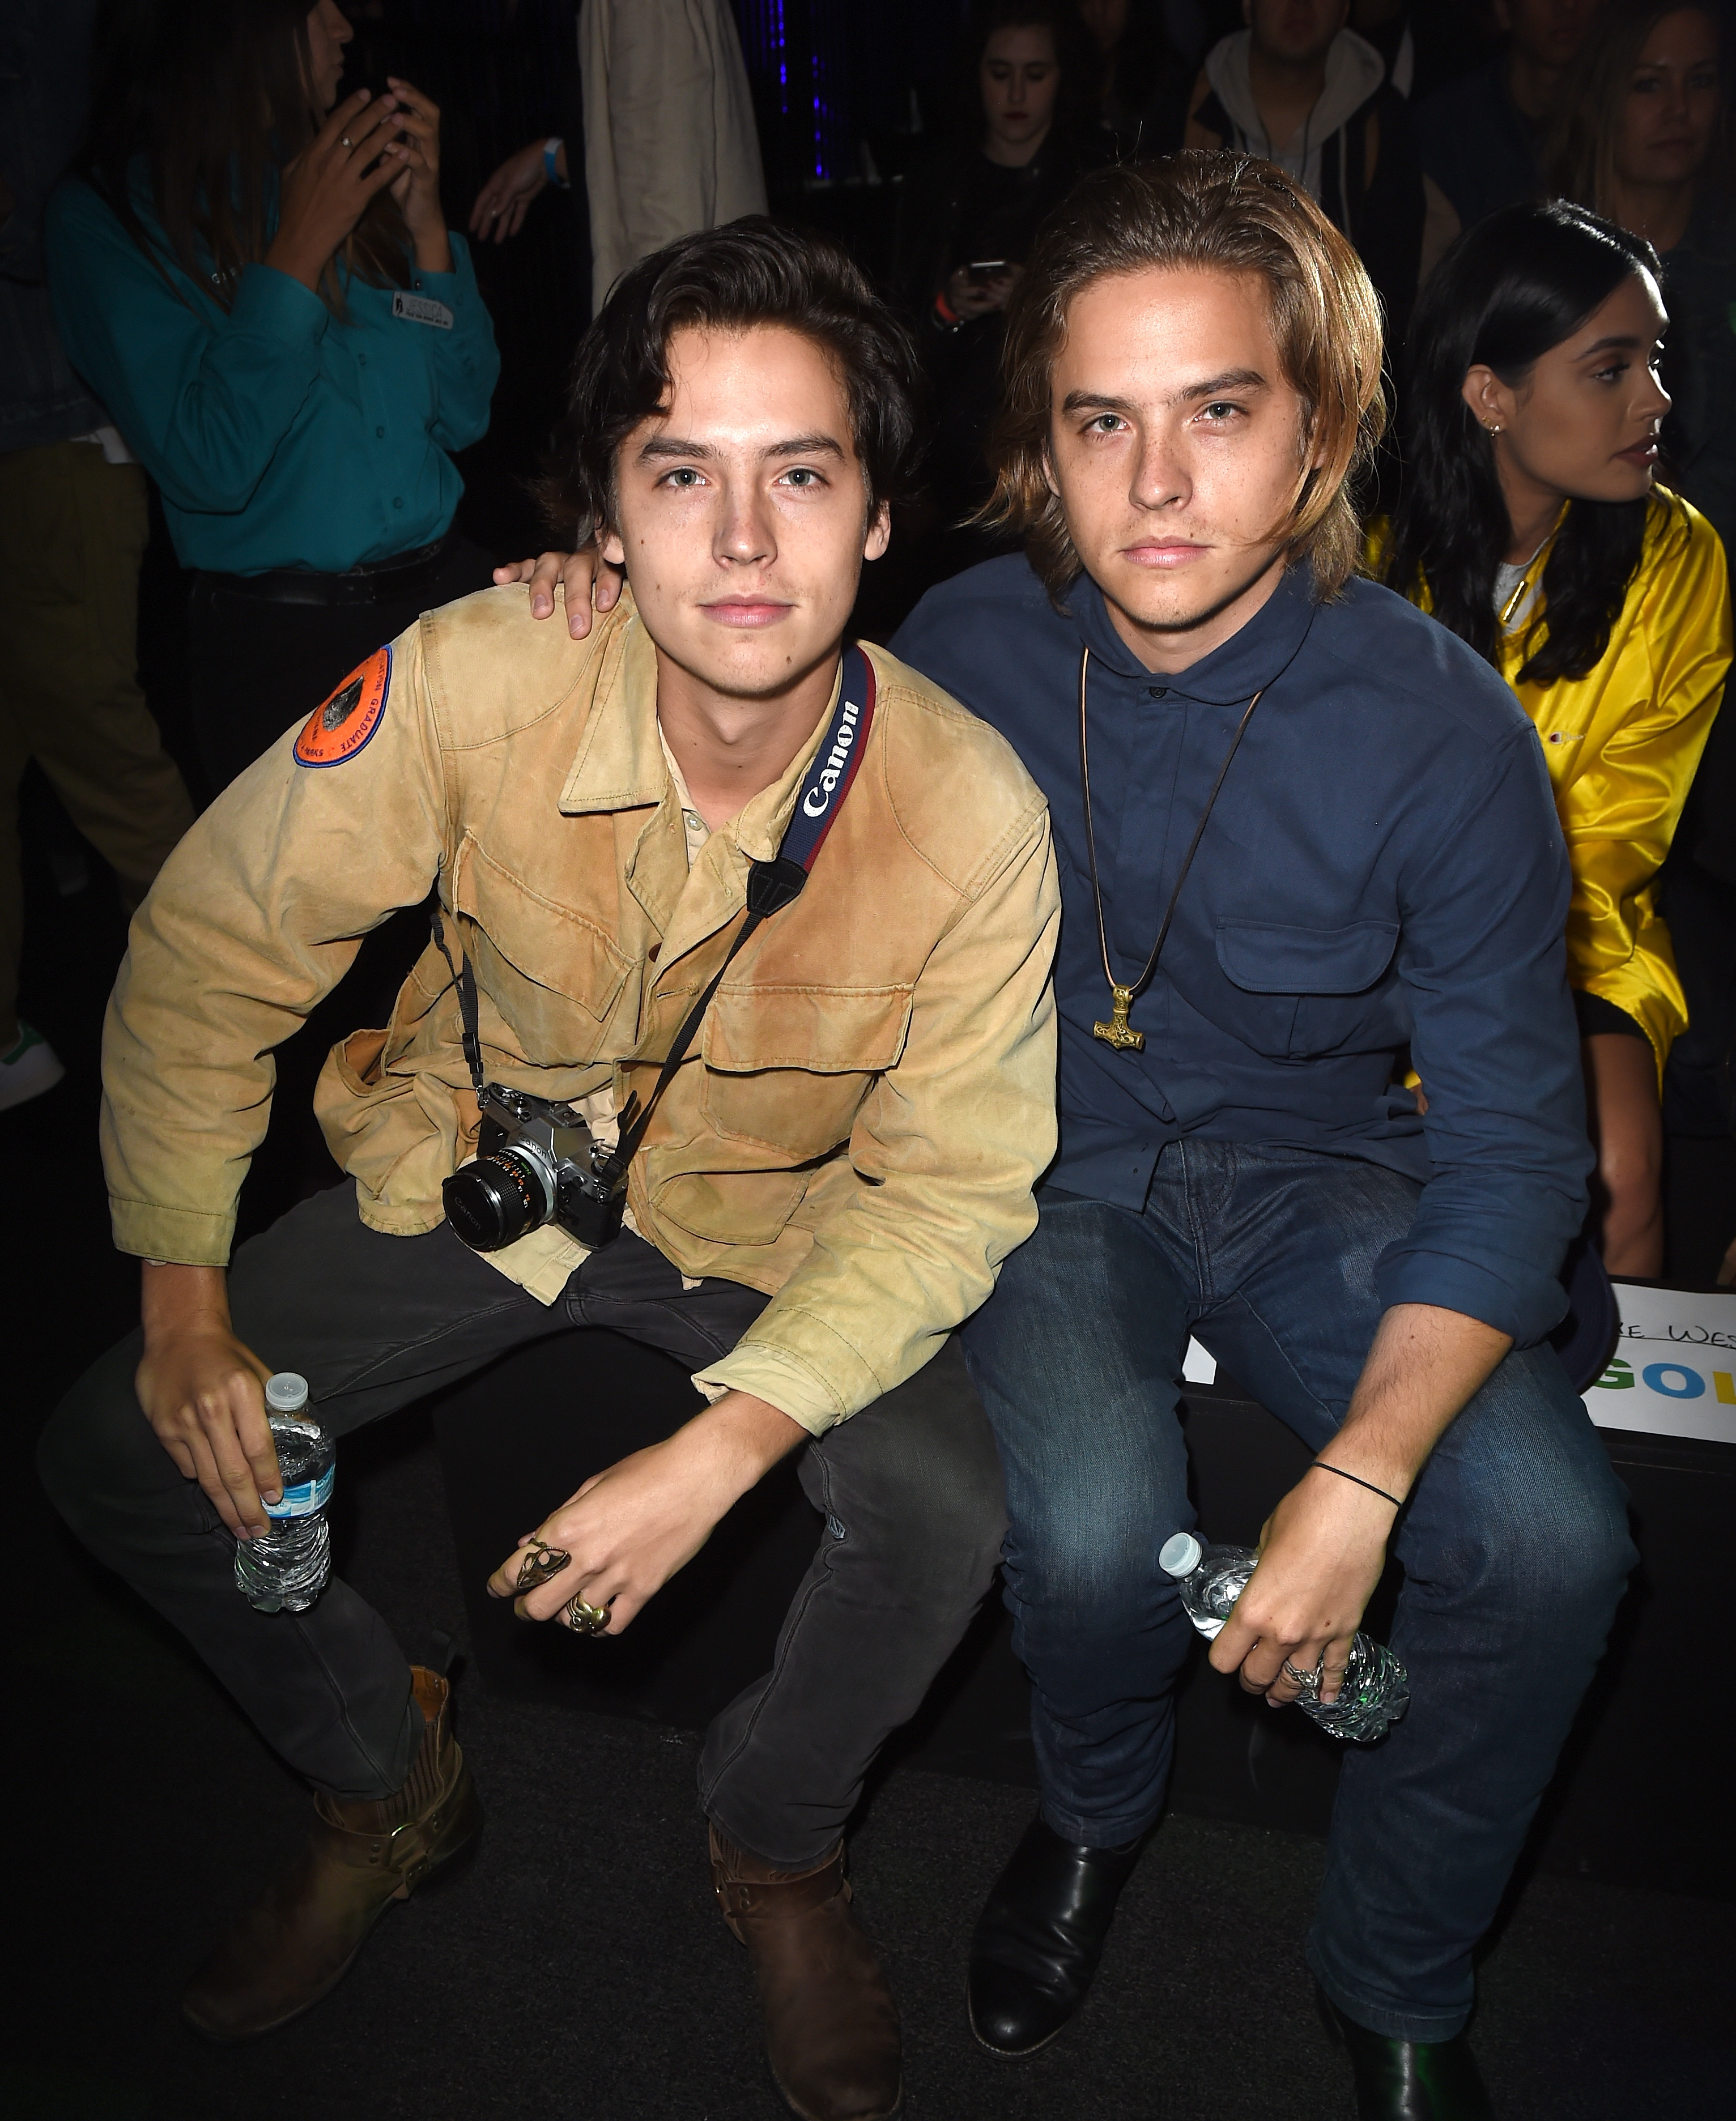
[294,645,392,768]
[393,290,454,330]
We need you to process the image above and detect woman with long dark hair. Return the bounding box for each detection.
[1380,198,1730,1275]
[46,0,500,792]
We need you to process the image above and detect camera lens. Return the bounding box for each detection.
[442,1149,551,1251]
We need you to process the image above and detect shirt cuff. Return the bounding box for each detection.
[1374,1245,1569,1348]
[691,1343,854,1438]
[109,1198,234,1267]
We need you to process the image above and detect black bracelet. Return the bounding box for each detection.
[1310,1460,1403,1510]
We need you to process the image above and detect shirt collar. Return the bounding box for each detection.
[1068,560,1322,705]
[558,591,841,858]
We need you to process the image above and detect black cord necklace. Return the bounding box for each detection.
[1078,644,1263,1053]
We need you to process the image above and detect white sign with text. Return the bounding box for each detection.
[1583,1282,1736,1443]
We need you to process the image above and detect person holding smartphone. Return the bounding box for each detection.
[892,0,1104,576]
[45,0,500,794]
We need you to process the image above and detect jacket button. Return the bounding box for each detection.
[1148,685,1167,699]
[646,944,659,962]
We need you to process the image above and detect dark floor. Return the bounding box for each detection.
[7,747,1734,2121]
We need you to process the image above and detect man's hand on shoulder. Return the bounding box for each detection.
[487,1390,806,1633]
[136,1264,280,1540]
[492,545,624,638]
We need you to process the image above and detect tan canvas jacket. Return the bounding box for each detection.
[101,586,1060,1434]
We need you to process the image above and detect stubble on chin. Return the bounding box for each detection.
[1095,540,1289,643]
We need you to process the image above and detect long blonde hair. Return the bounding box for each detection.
[980,152,1388,600]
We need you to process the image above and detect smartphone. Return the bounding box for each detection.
[967,259,1010,284]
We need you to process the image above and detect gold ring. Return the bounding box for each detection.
[563,1595,611,1636]
[514,1540,571,1592]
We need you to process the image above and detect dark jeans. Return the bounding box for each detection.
[960,1142,1636,2045]
[188,538,493,795]
[38,1183,1006,1870]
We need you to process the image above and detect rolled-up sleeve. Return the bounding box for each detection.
[696,808,1061,1430]
[1376,726,1592,1345]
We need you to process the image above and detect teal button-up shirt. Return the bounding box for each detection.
[45,176,500,574]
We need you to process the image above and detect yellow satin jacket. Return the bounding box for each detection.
[1376,490,1730,1075]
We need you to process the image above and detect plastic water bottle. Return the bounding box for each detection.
[1159,1532,1410,1743]
[234,1374,334,1614]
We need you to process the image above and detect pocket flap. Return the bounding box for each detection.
[1215,919,1398,996]
[701,983,914,1074]
[453,835,632,1022]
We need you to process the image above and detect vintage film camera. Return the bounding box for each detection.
[441,1083,627,1253]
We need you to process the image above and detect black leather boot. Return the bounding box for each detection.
[967,1815,1144,2058]
[1318,1988,1496,2119]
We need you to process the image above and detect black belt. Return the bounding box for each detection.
[197,531,455,608]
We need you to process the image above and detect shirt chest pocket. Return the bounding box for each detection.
[1213,918,1402,1060]
[700,983,915,1159]
[455,837,637,1064]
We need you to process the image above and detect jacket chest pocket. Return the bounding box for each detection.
[699,983,915,1158]
[454,836,637,1064]
[1213,918,1402,1060]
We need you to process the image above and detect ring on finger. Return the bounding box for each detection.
[1280,1656,1325,1688]
[563,1595,611,1636]
[514,1539,572,1592]
[340,134,355,149]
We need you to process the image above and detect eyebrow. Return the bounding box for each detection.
[1060,369,1270,416]
[1575,334,1650,357]
[636,431,847,462]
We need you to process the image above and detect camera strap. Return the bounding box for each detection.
[431,642,879,1194]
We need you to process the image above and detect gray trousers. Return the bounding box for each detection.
[38,1183,1007,1868]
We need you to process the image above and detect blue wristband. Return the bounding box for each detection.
[543,137,568,190]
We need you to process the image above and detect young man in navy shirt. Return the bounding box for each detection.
[517,153,1633,2119]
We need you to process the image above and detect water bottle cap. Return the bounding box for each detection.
[1159,1532,1201,1578]
[265,1372,310,1413]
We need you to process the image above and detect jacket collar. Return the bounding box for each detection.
[1069,560,1322,705]
[557,593,845,967]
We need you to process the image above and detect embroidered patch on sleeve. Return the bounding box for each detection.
[293,646,392,768]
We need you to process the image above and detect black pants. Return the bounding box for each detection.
[188,539,495,796]
[37,1184,1006,1868]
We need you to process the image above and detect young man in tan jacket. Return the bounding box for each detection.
[39,221,1059,2121]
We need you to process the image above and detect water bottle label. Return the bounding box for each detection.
[265,1466,333,1519]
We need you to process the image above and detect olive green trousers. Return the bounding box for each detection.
[0,439,194,1047]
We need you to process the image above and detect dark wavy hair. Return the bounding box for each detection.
[79,0,411,315]
[538,218,925,540]
[1381,201,1660,685]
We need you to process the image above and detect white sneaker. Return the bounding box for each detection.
[0,1023,66,1113]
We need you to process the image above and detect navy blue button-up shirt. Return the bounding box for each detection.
[892,555,1590,1347]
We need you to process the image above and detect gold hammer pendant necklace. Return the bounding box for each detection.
[1078,644,1264,1053]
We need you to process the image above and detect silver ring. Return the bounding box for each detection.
[340,134,355,150]
[1281,1656,1324,1688]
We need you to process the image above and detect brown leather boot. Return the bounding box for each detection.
[710,1824,903,2121]
[182,1667,480,2042]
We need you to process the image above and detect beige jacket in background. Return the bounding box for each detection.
[580,0,768,314]
[101,587,1060,1434]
